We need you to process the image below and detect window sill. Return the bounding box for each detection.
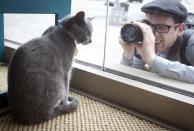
[105,63,194,97]
[72,63,194,131]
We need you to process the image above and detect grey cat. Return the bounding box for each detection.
[8,11,92,124]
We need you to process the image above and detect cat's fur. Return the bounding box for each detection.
[8,11,92,124]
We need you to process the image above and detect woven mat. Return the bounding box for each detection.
[0,66,170,131]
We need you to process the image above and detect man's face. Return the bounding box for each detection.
[147,12,183,54]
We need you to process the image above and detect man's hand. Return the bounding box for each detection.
[134,22,157,67]
[119,39,136,60]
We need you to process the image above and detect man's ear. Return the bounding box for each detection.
[177,23,185,36]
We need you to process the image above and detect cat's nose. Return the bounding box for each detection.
[89,39,92,43]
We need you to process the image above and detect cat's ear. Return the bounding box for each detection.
[75,11,85,22]
[87,17,95,21]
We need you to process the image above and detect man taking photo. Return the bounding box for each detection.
[120,0,194,83]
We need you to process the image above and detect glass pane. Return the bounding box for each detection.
[105,0,145,66]
[4,13,55,45]
[104,0,194,96]
[71,0,107,67]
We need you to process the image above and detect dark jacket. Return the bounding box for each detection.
[167,29,194,66]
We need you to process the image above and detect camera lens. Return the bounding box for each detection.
[120,23,143,44]
[120,20,152,44]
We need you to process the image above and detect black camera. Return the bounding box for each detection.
[120,19,151,44]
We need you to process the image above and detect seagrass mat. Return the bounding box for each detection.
[0,65,170,131]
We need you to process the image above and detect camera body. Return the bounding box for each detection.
[120,19,151,44]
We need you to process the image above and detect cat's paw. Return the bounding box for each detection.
[54,96,79,114]
[67,96,79,111]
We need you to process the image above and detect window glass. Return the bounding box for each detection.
[104,0,146,66]
[4,13,55,45]
[71,0,194,96]
[71,0,107,67]
[3,1,194,96]
[104,0,194,96]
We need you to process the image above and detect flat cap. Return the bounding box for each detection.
[141,0,188,22]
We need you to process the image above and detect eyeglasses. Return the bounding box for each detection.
[150,24,180,33]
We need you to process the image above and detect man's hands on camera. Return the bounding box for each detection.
[134,22,156,67]
[120,22,157,67]
[119,39,136,61]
